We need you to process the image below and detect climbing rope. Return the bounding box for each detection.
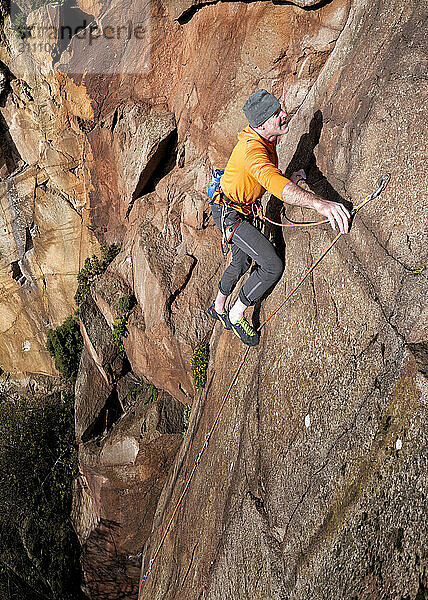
[138,174,390,597]
[252,200,330,228]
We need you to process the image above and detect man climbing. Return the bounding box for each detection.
[208,89,351,346]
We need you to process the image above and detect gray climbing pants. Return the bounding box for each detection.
[211,202,284,306]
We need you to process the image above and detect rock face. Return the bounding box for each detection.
[0,0,426,599]
[73,295,186,599]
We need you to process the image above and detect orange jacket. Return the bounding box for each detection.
[218,126,291,215]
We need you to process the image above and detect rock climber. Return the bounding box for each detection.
[208,89,351,346]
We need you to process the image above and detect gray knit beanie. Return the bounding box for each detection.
[243,89,281,127]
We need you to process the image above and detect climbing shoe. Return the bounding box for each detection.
[231,316,260,346]
[208,302,232,330]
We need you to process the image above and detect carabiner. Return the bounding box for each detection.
[370,173,391,200]
[351,173,391,217]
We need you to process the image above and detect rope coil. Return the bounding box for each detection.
[138,174,390,598]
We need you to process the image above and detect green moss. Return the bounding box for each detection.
[191,344,209,390]
[129,377,158,405]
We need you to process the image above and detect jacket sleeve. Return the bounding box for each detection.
[244,140,290,200]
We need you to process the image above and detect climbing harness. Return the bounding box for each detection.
[208,169,248,256]
[138,174,391,598]
[218,203,243,257]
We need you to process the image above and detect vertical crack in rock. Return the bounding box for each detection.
[166,254,197,315]
[24,225,34,252]
[323,273,340,327]
[181,542,199,589]
[111,106,120,132]
[306,231,319,320]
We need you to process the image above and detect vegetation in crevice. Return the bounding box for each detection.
[45,243,121,380]
[74,243,121,308]
[111,295,137,358]
[128,376,158,405]
[182,404,191,438]
[46,315,83,383]
[191,344,209,390]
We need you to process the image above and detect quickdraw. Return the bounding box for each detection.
[138,174,391,598]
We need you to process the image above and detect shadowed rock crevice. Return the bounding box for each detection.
[51,1,95,67]
[0,60,14,106]
[176,0,333,25]
[285,110,348,206]
[24,225,34,252]
[0,113,22,175]
[11,259,26,285]
[166,254,197,317]
[407,342,428,377]
[156,395,186,434]
[131,128,178,201]
[81,387,123,443]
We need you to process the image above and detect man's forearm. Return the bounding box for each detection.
[281,181,351,234]
[281,181,322,211]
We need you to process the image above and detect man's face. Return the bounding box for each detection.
[259,108,288,137]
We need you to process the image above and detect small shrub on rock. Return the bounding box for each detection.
[46,315,83,382]
[74,243,121,306]
[129,377,158,405]
[191,344,209,390]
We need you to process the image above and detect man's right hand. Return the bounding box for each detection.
[313,197,351,234]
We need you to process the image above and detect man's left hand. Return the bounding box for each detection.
[289,169,306,184]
